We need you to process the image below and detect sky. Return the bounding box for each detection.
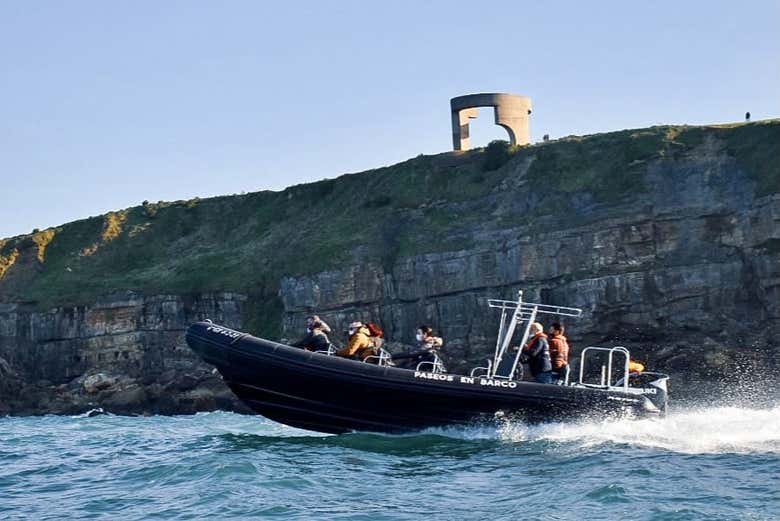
[1,0,778,238]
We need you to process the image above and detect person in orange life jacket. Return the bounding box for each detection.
[392,325,444,370]
[336,321,376,361]
[548,322,570,384]
[629,359,645,374]
[518,322,552,384]
[291,315,331,352]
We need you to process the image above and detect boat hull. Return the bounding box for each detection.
[185,322,657,434]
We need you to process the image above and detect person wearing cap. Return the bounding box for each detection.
[336,321,375,361]
[292,315,331,351]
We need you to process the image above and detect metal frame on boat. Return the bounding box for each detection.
[485,290,582,380]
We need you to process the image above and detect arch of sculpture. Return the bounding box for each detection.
[450,93,532,151]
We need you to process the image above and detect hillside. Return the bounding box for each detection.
[0,119,778,414]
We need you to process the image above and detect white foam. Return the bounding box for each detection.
[169,408,780,454]
[494,406,780,454]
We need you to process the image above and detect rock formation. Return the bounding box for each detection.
[1,121,778,414]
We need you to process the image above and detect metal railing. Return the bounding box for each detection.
[470,359,492,378]
[487,299,584,318]
[363,348,395,367]
[314,344,337,356]
[555,364,571,385]
[578,346,630,392]
[316,344,396,368]
[416,352,446,374]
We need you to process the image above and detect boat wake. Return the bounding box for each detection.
[420,405,780,455]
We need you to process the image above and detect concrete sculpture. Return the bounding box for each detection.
[450,93,532,151]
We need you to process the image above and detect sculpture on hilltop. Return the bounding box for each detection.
[450,93,532,150]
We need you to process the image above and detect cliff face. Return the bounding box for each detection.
[0,293,249,415]
[1,121,778,414]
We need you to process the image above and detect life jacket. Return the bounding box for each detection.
[523,332,548,352]
[523,332,552,376]
[548,333,570,370]
[629,359,645,373]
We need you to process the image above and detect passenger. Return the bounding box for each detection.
[520,322,552,384]
[291,315,331,352]
[417,325,444,353]
[365,322,385,352]
[392,325,445,371]
[548,322,570,384]
[629,359,645,374]
[336,321,376,361]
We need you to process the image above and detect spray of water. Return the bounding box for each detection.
[62,406,780,455]
[427,406,780,455]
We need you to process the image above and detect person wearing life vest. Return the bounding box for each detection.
[629,359,645,374]
[337,321,376,361]
[519,322,553,384]
[548,322,570,384]
[291,315,331,352]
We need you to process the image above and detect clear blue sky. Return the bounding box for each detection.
[1,0,778,239]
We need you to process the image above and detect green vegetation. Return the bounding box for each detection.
[31,229,57,263]
[1,120,776,323]
[482,140,519,172]
[666,121,779,197]
[0,247,19,281]
[525,128,666,203]
[722,122,780,197]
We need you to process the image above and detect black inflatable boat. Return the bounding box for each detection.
[185,292,669,434]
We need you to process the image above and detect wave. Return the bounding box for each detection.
[201,405,780,456]
[52,405,780,456]
[420,406,780,455]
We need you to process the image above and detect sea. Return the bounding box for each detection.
[1,406,778,520]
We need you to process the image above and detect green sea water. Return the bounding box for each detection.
[1,407,778,520]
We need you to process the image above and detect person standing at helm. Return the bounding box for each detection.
[548,322,570,384]
[520,322,552,384]
[337,321,375,361]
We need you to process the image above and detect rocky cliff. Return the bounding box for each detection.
[1,120,778,414]
[0,293,250,415]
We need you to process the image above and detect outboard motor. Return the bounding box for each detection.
[647,373,670,416]
[632,372,670,416]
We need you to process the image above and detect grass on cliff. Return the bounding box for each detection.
[1,120,777,327]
